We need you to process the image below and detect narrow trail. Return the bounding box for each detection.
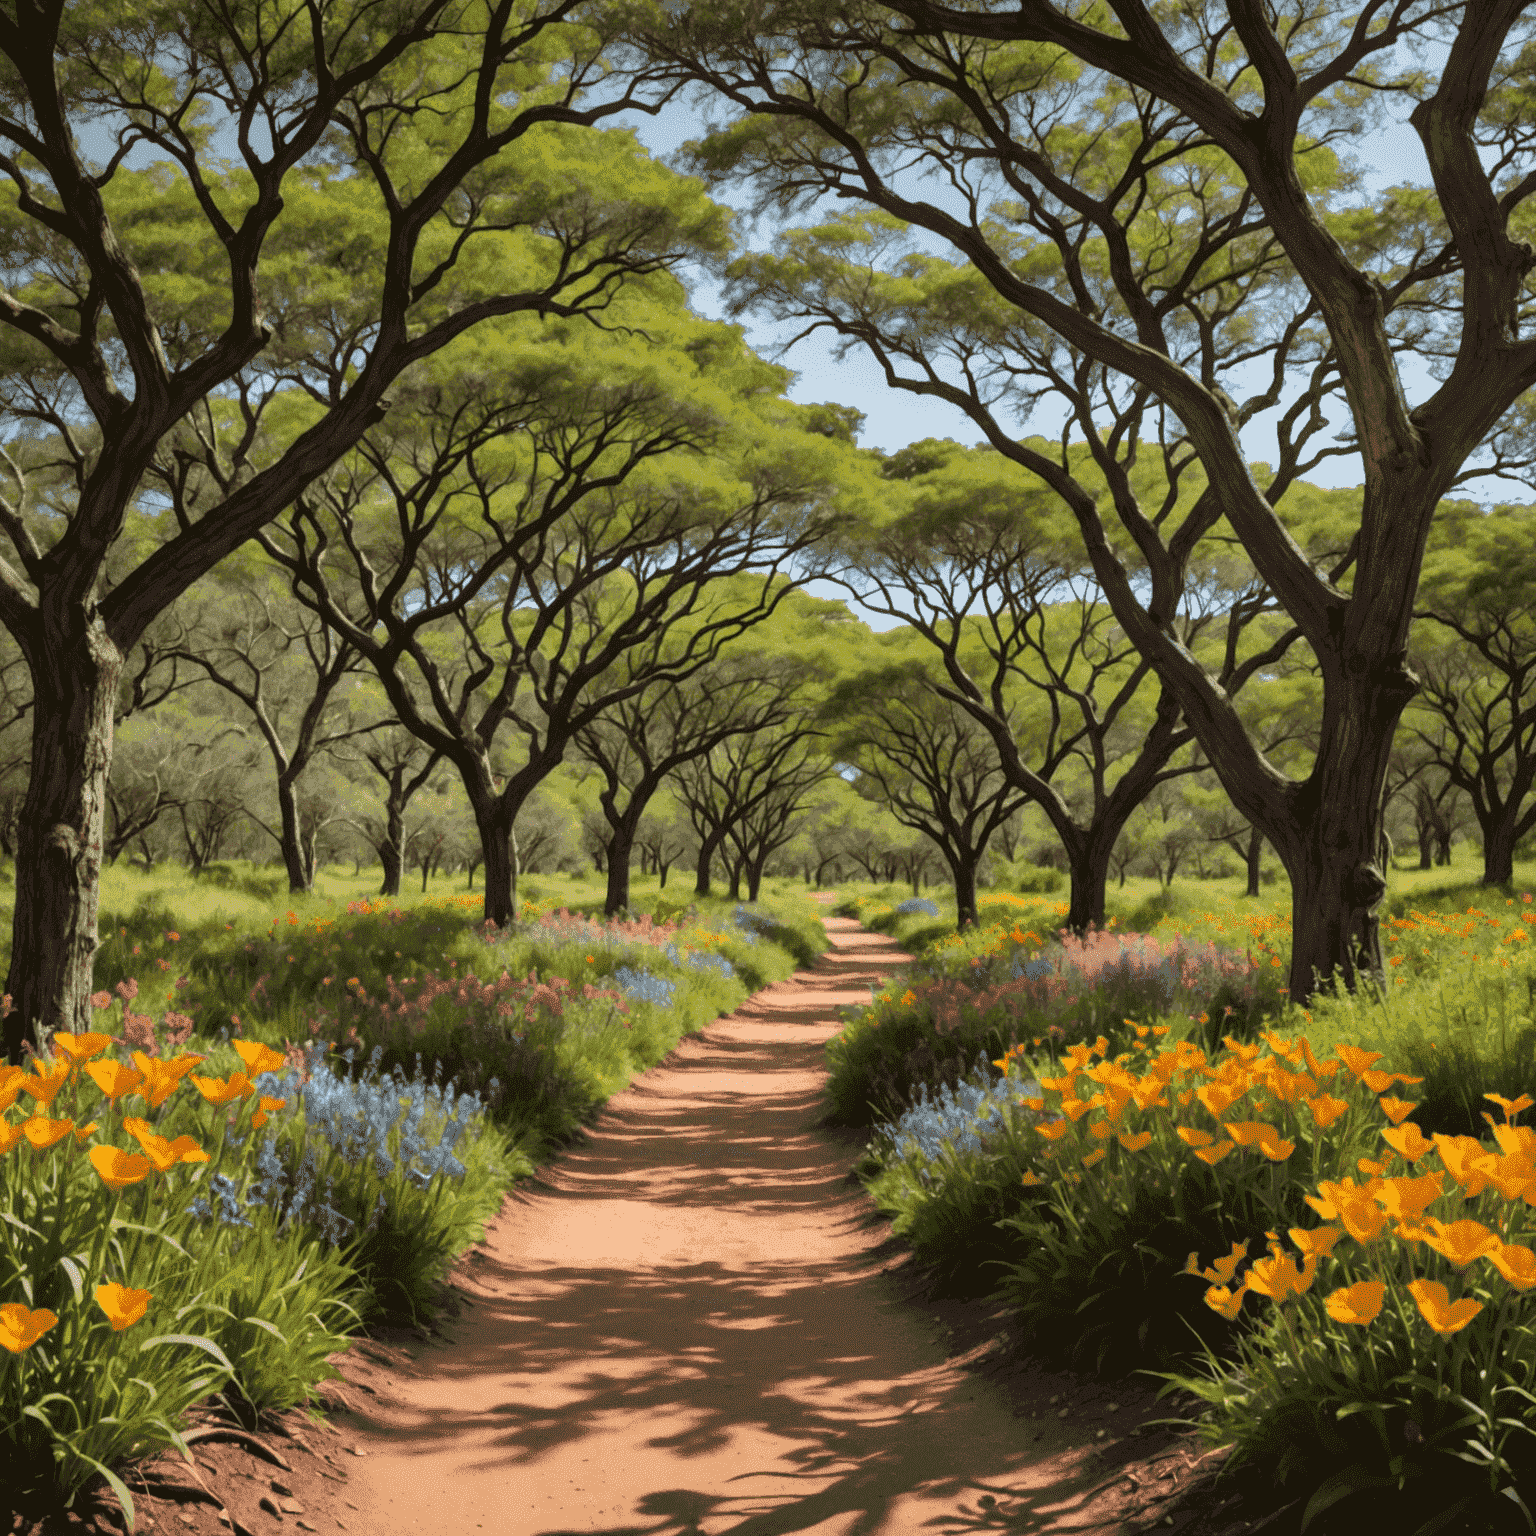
[320,911,1217,1536]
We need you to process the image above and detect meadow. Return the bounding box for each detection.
[0,860,826,1529]
[829,855,1536,1536]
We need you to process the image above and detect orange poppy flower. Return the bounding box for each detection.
[1408,1278,1482,1336]
[1325,1280,1385,1326]
[22,1117,74,1150]
[94,1283,152,1332]
[0,1302,58,1353]
[89,1145,152,1190]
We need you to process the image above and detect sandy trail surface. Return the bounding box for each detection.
[317,911,1228,1536]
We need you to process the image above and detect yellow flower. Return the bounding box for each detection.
[1361,1068,1425,1094]
[1020,1171,1044,1187]
[1081,1147,1108,1168]
[22,1116,75,1150]
[1408,1278,1482,1336]
[1305,1093,1350,1130]
[86,1060,145,1103]
[1325,1280,1386,1326]
[0,1065,25,1114]
[189,1071,255,1106]
[1059,1097,1093,1122]
[1246,1250,1318,1303]
[19,1058,71,1109]
[1197,1082,1247,1118]
[1357,1156,1392,1177]
[132,1051,205,1110]
[1203,1282,1248,1320]
[1335,1043,1385,1078]
[1020,1096,1046,1112]
[90,1144,153,1189]
[233,1039,286,1077]
[1377,1095,1418,1126]
[51,1031,113,1065]
[1226,1121,1295,1160]
[1488,1243,1536,1290]
[1289,1225,1346,1259]
[1381,1122,1435,1164]
[1336,1194,1388,1244]
[0,1118,22,1154]
[1118,1130,1153,1153]
[0,1302,59,1353]
[121,1118,209,1172]
[250,1096,287,1130]
[1193,1140,1236,1166]
[95,1283,152,1332]
[1488,1092,1536,1123]
[1433,1133,1497,1197]
[1374,1172,1446,1223]
[1177,1127,1215,1148]
[1420,1218,1502,1268]
[1185,1239,1249,1286]
[72,1120,98,1143]
[1035,1120,1069,1141]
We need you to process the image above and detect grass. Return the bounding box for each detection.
[0,861,825,1528]
[828,852,1536,1535]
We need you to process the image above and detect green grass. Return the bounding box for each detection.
[1,860,826,1528]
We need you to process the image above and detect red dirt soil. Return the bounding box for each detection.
[22,906,1277,1536]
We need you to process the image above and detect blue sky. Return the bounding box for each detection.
[609,83,1527,505]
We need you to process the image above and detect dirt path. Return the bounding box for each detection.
[297,912,1235,1536]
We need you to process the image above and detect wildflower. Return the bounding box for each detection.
[1375,1172,1446,1223]
[1194,1140,1236,1166]
[20,1058,71,1109]
[0,1303,58,1353]
[190,1071,255,1106]
[1246,1249,1318,1303]
[1118,1130,1152,1153]
[1377,1095,1418,1126]
[22,1117,75,1150]
[133,1052,205,1109]
[1488,1243,1536,1290]
[0,1120,22,1154]
[1020,1171,1045,1186]
[1408,1278,1482,1335]
[233,1039,286,1076]
[51,1032,113,1064]
[1204,1282,1248,1320]
[89,1145,152,1188]
[95,1283,152,1332]
[86,1060,144,1103]
[1177,1127,1215,1148]
[122,1119,209,1172]
[89,991,112,1009]
[250,1096,287,1130]
[1487,1093,1536,1123]
[1185,1239,1249,1286]
[1325,1280,1386,1326]
[1420,1218,1502,1268]
[1335,1043,1385,1078]
[1306,1093,1350,1130]
[1381,1122,1435,1164]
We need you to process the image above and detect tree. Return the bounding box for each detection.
[334,724,445,898]
[573,589,846,914]
[629,3,1536,1002]
[837,439,1199,930]
[575,651,803,913]
[1408,500,1536,885]
[0,1,735,1058]
[165,562,388,892]
[672,710,830,897]
[255,301,859,928]
[826,644,1028,928]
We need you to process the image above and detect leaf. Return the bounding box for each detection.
[240,1315,288,1342]
[141,1333,235,1375]
[1300,1465,1394,1533]
[0,1208,44,1242]
[57,1255,85,1304]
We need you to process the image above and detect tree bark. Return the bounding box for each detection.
[4,629,122,1063]
[1484,821,1517,887]
[951,853,979,930]
[1063,827,1114,935]
[605,827,635,915]
[276,774,312,894]
[1245,826,1263,898]
[694,827,725,897]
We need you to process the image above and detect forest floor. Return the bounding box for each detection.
[39,907,1282,1536]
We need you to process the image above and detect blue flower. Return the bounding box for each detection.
[611,966,677,1009]
[895,897,941,917]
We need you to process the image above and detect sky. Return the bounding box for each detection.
[607,79,1527,505]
